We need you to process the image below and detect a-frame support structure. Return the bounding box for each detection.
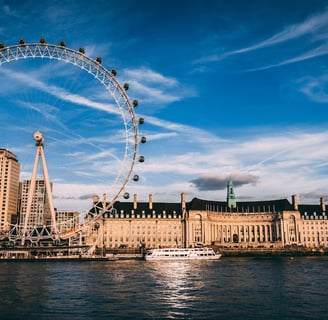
[21,131,58,245]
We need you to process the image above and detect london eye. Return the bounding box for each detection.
[0,39,146,246]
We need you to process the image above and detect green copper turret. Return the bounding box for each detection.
[227,180,236,209]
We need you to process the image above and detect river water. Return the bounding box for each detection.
[0,256,327,319]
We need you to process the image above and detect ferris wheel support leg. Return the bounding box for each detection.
[21,147,40,245]
[39,146,59,237]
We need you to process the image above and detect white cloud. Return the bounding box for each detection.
[297,72,328,102]
[123,67,178,86]
[127,79,181,104]
[1,37,327,213]
[121,67,197,107]
[133,128,328,204]
[0,67,120,116]
[230,9,328,55]
[50,126,328,212]
[2,4,18,17]
[196,8,328,69]
[246,43,328,71]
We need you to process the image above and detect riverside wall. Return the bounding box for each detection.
[215,246,327,257]
[102,246,327,259]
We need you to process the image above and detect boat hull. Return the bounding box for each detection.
[145,247,222,261]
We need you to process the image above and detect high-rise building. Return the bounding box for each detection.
[56,210,81,231]
[0,149,20,230]
[19,179,52,228]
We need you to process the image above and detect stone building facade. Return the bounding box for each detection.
[86,194,185,249]
[86,185,328,250]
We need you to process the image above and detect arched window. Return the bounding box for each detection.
[289,215,297,242]
[194,214,202,244]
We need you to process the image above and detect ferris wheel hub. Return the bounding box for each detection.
[33,131,44,146]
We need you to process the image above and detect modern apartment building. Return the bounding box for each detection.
[56,210,80,231]
[0,149,20,230]
[19,179,52,228]
[18,179,81,231]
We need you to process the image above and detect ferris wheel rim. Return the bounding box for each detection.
[0,40,140,208]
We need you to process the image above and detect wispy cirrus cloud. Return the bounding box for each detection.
[0,64,204,151]
[246,43,328,72]
[142,114,226,146]
[1,4,19,17]
[196,8,328,69]
[123,67,178,86]
[297,72,328,103]
[133,127,328,204]
[229,9,328,55]
[127,79,182,104]
[121,67,197,106]
[0,67,119,115]
[140,126,328,181]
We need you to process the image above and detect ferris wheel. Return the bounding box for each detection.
[0,38,146,243]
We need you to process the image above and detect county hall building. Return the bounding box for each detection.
[86,181,328,250]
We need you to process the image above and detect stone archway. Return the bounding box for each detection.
[194,214,202,244]
[233,233,239,243]
[289,215,297,242]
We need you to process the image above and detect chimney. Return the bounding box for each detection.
[133,194,137,210]
[181,192,186,211]
[92,195,99,204]
[102,193,107,212]
[292,194,298,210]
[149,194,153,210]
[321,197,326,212]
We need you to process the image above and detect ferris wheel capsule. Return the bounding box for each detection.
[140,137,147,144]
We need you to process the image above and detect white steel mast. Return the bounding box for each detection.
[21,131,58,245]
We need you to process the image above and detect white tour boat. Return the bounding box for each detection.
[144,247,222,261]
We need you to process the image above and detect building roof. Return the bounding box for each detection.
[113,201,182,214]
[187,197,295,213]
[88,200,183,217]
[89,196,328,218]
[298,204,326,216]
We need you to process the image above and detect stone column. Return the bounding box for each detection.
[264,224,268,243]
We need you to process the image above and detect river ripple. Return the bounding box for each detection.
[0,256,327,319]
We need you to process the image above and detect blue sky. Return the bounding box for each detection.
[1,0,328,213]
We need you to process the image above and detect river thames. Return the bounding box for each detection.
[0,256,327,319]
